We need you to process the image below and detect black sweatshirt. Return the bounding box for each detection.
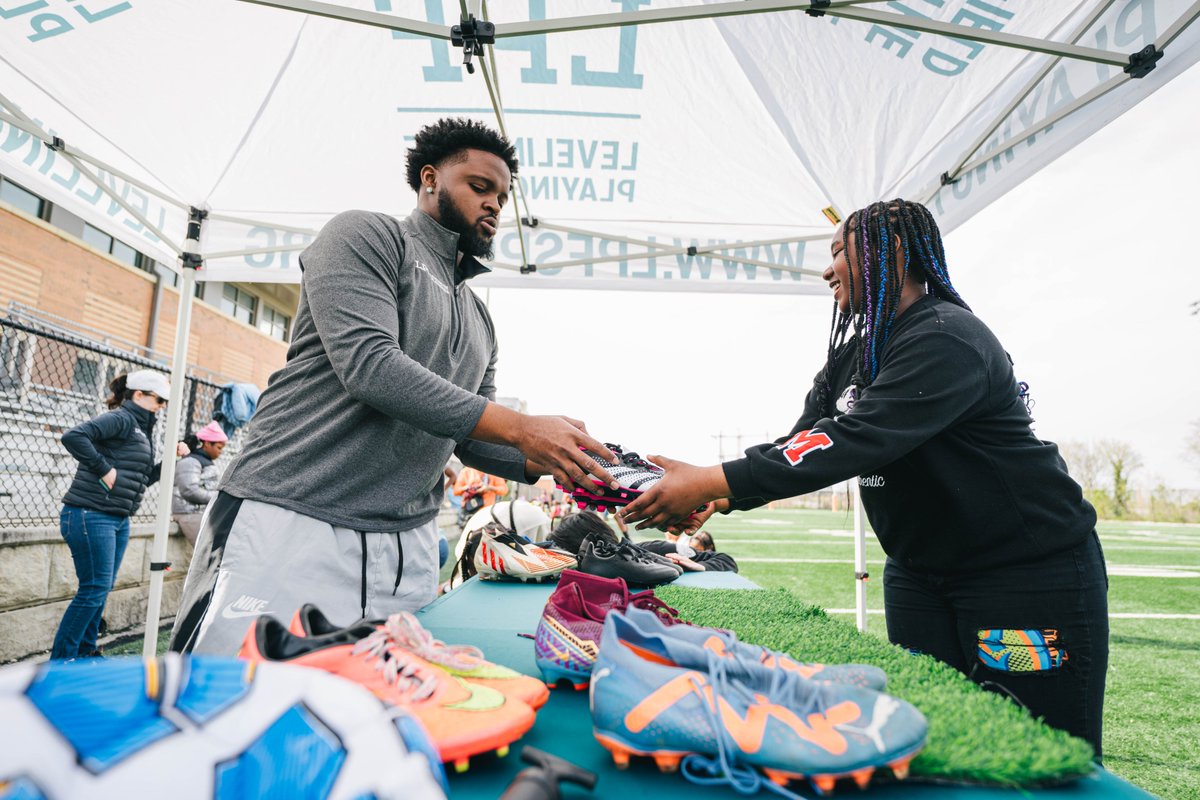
[638,540,740,572]
[722,296,1096,575]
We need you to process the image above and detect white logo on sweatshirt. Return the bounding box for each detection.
[859,475,885,488]
[413,259,451,295]
[836,385,858,416]
[221,594,269,620]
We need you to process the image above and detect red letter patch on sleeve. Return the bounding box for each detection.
[777,429,833,466]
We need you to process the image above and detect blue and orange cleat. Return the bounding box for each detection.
[621,607,887,691]
[589,610,927,795]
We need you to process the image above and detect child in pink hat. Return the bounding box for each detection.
[172,422,229,543]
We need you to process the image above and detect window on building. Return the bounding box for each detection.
[221,284,257,326]
[81,223,113,253]
[257,305,291,341]
[81,223,148,269]
[0,177,45,219]
[154,261,179,289]
[71,355,102,396]
[110,239,138,267]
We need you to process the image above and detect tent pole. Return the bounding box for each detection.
[142,207,206,659]
[235,0,447,37]
[921,0,1121,196]
[853,478,867,633]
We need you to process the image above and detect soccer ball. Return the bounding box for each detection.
[0,654,447,800]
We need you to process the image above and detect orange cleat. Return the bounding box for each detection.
[288,604,549,710]
[239,615,534,765]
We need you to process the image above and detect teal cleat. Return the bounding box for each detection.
[589,610,927,796]
[622,606,888,691]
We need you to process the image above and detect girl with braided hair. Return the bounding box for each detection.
[622,199,1108,757]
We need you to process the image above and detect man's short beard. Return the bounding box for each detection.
[437,189,494,260]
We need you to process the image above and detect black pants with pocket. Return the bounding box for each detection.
[883,531,1109,758]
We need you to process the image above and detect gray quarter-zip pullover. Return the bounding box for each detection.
[220,208,528,531]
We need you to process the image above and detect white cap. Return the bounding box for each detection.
[125,369,171,399]
[455,499,552,560]
[675,534,696,558]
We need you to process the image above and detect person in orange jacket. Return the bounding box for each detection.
[452,467,508,522]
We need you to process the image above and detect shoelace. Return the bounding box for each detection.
[350,615,440,702]
[388,611,486,672]
[626,591,690,626]
[620,450,663,474]
[680,648,820,800]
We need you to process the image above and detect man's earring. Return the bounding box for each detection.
[426,187,433,194]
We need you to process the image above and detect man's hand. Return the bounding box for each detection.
[620,455,730,531]
[100,468,117,490]
[176,441,191,458]
[513,415,618,492]
[471,402,618,492]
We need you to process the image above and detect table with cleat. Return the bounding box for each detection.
[417,573,1152,800]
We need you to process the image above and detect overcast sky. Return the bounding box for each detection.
[484,62,1200,493]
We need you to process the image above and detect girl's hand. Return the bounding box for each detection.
[667,499,723,535]
[620,455,730,531]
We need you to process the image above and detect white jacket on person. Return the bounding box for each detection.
[172,451,221,514]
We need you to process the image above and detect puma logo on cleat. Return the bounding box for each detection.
[839,694,900,753]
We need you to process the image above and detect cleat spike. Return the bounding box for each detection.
[653,753,682,773]
[889,757,912,780]
[453,758,470,773]
[496,745,510,758]
[851,767,874,789]
[572,681,590,691]
[763,769,791,787]
[811,774,836,794]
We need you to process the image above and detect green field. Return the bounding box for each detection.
[663,508,1200,799]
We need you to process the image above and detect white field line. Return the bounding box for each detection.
[733,557,1198,577]
[737,557,886,564]
[721,539,879,546]
[721,537,1200,554]
[822,609,1200,620]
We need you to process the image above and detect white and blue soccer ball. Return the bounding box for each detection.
[0,654,447,800]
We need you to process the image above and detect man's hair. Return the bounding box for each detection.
[405,118,519,191]
[819,200,970,408]
[548,511,616,556]
[692,531,715,552]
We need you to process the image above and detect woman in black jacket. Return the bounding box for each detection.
[621,200,1108,758]
[51,369,174,659]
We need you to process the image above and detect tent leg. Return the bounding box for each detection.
[141,266,197,659]
[852,479,867,634]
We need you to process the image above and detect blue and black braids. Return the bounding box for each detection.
[821,200,970,405]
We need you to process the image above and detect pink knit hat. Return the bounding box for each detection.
[196,421,228,443]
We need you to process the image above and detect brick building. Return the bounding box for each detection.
[1,171,298,388]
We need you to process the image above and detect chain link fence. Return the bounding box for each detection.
[0,316,242,527]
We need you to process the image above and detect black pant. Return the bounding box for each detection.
[883,532,1109,758]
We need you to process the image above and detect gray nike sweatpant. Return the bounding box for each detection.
[170,492,440,656]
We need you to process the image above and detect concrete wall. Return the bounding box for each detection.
[0,522,192,663]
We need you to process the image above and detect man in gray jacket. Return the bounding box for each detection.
[172,119,617,654]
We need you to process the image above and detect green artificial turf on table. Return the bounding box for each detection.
[655,585,1097,788]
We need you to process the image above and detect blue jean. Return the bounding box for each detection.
[883,532,1109,758]
[51,505,131,660]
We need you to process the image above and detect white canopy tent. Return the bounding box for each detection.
[1,0,1198,651]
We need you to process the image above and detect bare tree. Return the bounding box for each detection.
[1186,420,1200,475]
[1097,439,1143,518]
[1059,440,1104,490]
